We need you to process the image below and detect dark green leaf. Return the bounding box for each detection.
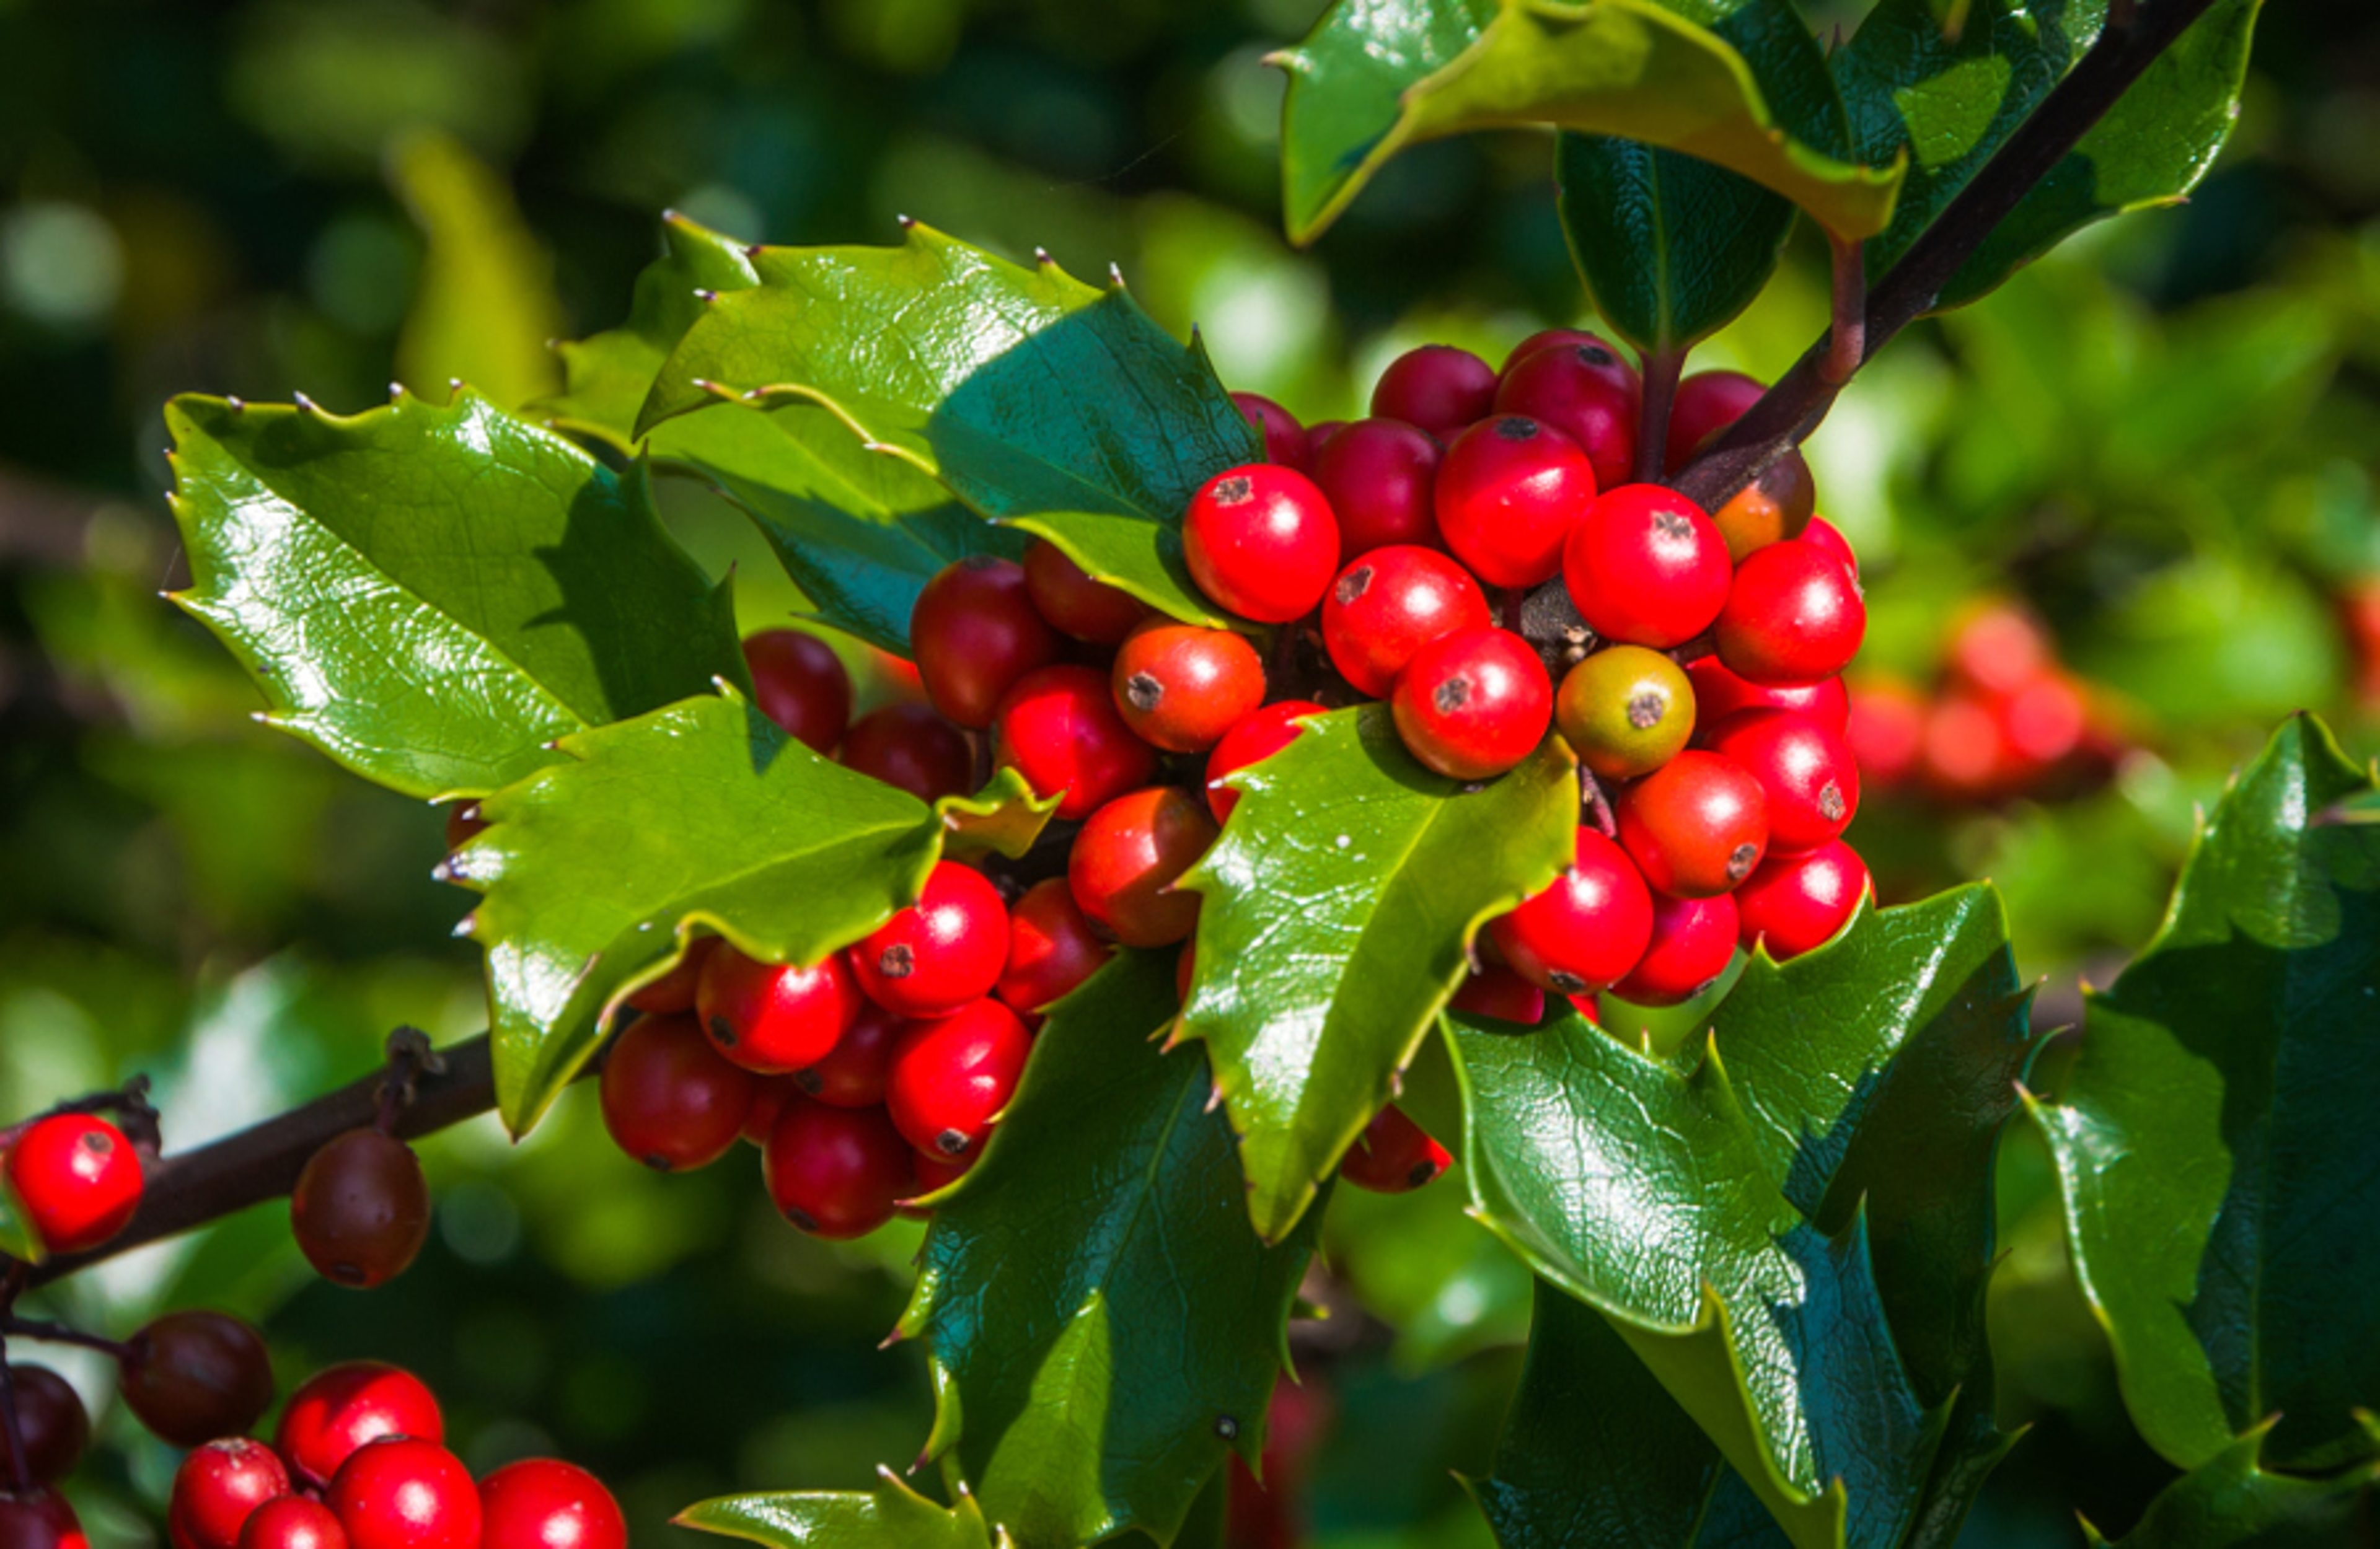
[900,951,1319,1548]
[451,689,942,1136]
[2034,716,2380,1472]
[2083,1428,2380,1548]
[1177,707,1576,1244]
[165,390,743,800]
[676,1468,1004,1549]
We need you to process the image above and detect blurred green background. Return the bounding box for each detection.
[2,0,2377,1544]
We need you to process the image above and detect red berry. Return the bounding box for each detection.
[1308,418,1443,556]
[792,1001,904,1109]
[1338,1106,1451,1193]
[1709,451,1817,562]
[1921,693,2017,801]
[169,1439,289,1549]
[910,1149,976,1198]
[1736,842,1870,960]
[1369,344,1497,442]
[993,664,1158,821]
[118,1310,274,1449]
[4,1114,141,1256]
[840,703,974,805]
[852,861,1010,1017]
[1204,700,1325,823]
[1945,602,2052,698]
[1611,893,1739,1006]
[1503,328,1613,372]
[742,630,852,755]
[1022,540,1148,644]
[1390,628,1553,781]
[764,1096,915,1239]
[1843,678,1926,791]
[624,937,716,1015]
[997,877,1113,1016]
[1665,371,1767,474]
[277,1363,444,1490]
[696,944,860,1075]
[1488,829,1654,996]
[1801,514,1858,577]
[1705,711,1860,856]
[1068,787,1217,948]
[478,1462,624,1549]
[1493,342,1640,491]
[1564,485,1732,649]
[1685,657,1849,735]
[289,1128,430,1289]
[0,1491,86,1549]
[910,556,1062,728]
[1448,963,1545,1026]
[5,1366,87,1485]
[597,1012,754,1172]
[741,1075,803,1145]
[1716,540,1865,685]
[885,998,1034,1162]
[1434,416,1596,589]
[441,805,485,853]
[1232,392,1308,468]
[1321,545,1491,700]
[239,1499,346,1549]
[1183,465,1341,624]
[1615,750,1770,898]
[325,1438,479,1549]
[1999,671,2089,770]
[1111,621,1266,753]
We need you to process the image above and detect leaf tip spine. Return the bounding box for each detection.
[692,288,718,303]
[1108,261,1128,289]
[224,395,245,411]
[452,913,478,939]
[1034,246,1054,266]
[291,391,317,413]
[895,212,917,230]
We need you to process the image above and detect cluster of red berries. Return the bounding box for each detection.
[2,1112,145,1260]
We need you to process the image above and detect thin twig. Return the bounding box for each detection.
[1820,234,1866,386]
[0,1317,131,1362]
[1634,348,1686,485]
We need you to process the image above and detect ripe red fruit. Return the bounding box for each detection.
[1308,418,1443,556]
[1232,391,1308,468]
[1801,514,1858,577]
[852,861,1010,1017]
[4,1113,142,1255]
[1921,693,2016,801]
[885,998,1034,1161]
[1338,1106,1451,1193]
[325,1438,480,1549]
[1369,344,1497,441]
[1022,540,1148,644]
[997,877,1113,1016]
[119,1310,275,1448]
[1493,342,1640,491]
[742,629,852,755]
[1112,621,1267,753]
[792,1001,904,1109]
[277,1362,444,1489]
[1716,540,1866,685]
[1450,963,1545,1025]
[741,1075,802,1146]
[478,1461,625,1549]
[1488,829,1655,996]
[993,664,1158,821]
[1183,465,1341,624]
[1615,750,1770,898]
[1069,787,1217,947]
[0,1491,86,1549]
[1390,628,1553,781]
[1999,671,2089,770]
[1843,678,1927,791]
[597,1012,754,1172]
[910,1149,976,1198]
[1504,328,1612,371]
[289,1128,430,1289]
[1611,893,1740,1006]
[1685,657,1849,735]
[1434,416,1596,588]
[910,556,1061,728]
[1705,711,1861,856]
[1204,700,1326,823]
[763,1097,915,1239]
[6,1366,88,1485]
[840,703,974,805]
[238,1499,346,1549]
[1321,546,1491,700]
[1736,842,1871,960]
[695,944,860,1075]
[1665,371,1768,474]
[624,937,715,1015]
[169,1439,289,1549]
[1945,602,2052,697]
[1564,485,1732,649]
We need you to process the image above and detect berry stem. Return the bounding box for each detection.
[1819,235,1866,387]
[1580,768,1617,840]
[0,1316,133,1362]
[0,1077,163,1155]
[1633,347,1685,485]
[0,1352,33,1493]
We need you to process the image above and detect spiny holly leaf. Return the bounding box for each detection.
[1176,706,1576,1244]
[1275,0,1905,248]
[165,390,743,801]
[900,950,1320,1548]
[937,768,1059,861]
[448,689,945,1136]
[637,223,1256,628]
[1448,1006,1945,1549]
[1835,0,2261,312]
[677,1468,1007,1549]
[2034,716,2380,1473]
[2082,1427,2380,1548]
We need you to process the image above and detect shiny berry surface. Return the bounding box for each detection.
[1321,545,1491,700]
[238,1499,346,1549]
[1488,829,1654,996]
[325,1438,480,1549]
[997,877,1113,1016]
[1338,1106,1452,1193]
[1068,786,1217,947]
[5,1113,142,1256]
[1309,418,1443,556]
[695,945,860,1075]
[169,1439,289,1549]
[1564,485,1732,649]
[119,1310,275,1449]
[1390,628,1553,781]
[792,1001,904,1109]
[1709,450,1815,561]
[852,861,1010,1017]
[993,664,1158,822]
[1449,963,1545,1027]
[624,937,715,1015]
[1504,328,1617,372]
[289,1128,430,1289]
[597,1012,754,1173]
[1706,710,1860,855]
[1716,540,1866,685]
[741,629,852,755]
[885,998,1035,1161]
[277,1362,444,1489]
[1736,841,1871,960]
[1615,750,1770,899]
[1434,416,1595,589]
[1231,391,1308,468]
[1368,344,1497,441]
[1204,700,1325,823]
[1492,342,1639,491]
[1111,621,1266,753]
[840,703,974,805]
[1801,516,1858,577]
[477,1461,626,1549]
[1555,645,1695,780]
[910,556,1060,728]
[1023,539,1148,644]
[1685,658,1849,735]
[1611,893,1740,1006]
[0,1490,86,1549]
[6,1366,87,1485]
[1664,371,1767,473]
[1183,464,1341,624]
[763,1097,915,1239]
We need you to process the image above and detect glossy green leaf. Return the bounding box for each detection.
[389,130,565,411]
[900,950,1320,1548]
[2083,1428,2380,1548]
[936,768,1059,861]
[1176,707,1576,1244]
[638,223,1256,626]
[165,390,744,801]
[1276,0,1905,247]
[449,689,942,1136]
[2034,716,2380,1472]
[677,1468,1006,1549]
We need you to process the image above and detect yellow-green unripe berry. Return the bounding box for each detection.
[1556,646,1695,779]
